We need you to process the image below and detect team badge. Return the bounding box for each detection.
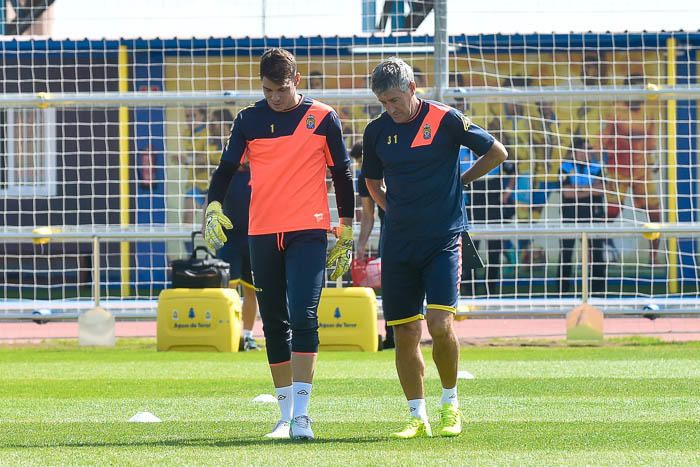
[423,123,431,140]
[306,114,316,129]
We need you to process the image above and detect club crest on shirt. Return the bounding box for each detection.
[306,114,316,129]
[423,123,431,140]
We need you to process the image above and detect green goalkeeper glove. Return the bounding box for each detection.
[203,201,233,251]
[327,224,353,281]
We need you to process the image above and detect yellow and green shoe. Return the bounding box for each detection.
[437,404,462,437]
[391,417,432,439]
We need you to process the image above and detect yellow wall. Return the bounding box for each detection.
[162,51,668,263]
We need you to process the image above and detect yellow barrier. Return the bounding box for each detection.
[157,288,241,352]
[318,287,379,352]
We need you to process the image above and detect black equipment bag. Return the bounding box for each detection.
[170,232,230,288]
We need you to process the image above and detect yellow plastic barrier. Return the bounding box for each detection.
[157,288,241,352]
[318,287,379,352]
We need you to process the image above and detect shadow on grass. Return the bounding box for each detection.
[6,420,700,450]
[3,436,389,449]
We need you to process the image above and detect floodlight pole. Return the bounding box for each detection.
[433,0,448,102]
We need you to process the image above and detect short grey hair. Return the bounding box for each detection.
[370,57,414,95]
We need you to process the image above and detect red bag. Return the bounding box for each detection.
[351,257,382,289]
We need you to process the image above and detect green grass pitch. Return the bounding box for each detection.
[0,339,699,465]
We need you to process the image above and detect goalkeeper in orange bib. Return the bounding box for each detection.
[203,48,354,440]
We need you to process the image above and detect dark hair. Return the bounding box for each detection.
[210,108,234,123]
[188,107,207,119]
[308,70,324,89]
[350,142,363,160]
[572,136,589,150]
[260,48,297,84]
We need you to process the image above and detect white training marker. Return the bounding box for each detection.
[252,394,278,403]
[457,370,475,380]
[128,411,162,423]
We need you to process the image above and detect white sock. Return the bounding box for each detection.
[407,398,428,420]
[441,386,458,408]
[292,382,312,418]
[275,385,293,421]
[243,329,253,339]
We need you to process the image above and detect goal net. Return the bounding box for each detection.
[0,1,699,318]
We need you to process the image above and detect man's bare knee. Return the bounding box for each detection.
[426,310,453,339]
[393,321,422,346]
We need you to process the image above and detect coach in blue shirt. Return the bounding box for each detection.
[362,57,508,439]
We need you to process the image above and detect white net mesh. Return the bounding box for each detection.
[0,1,698,317]
[446,33,696,311]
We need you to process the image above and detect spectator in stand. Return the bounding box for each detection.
[559,137,606,294]
[460,145,515,297]
[602,75,662,264]
[308,70,324,90]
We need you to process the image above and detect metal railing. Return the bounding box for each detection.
[1,222,699,321]
[1,85,699,109]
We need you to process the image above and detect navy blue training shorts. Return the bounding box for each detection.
[380,232,462,326]
[249,229,328,364]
